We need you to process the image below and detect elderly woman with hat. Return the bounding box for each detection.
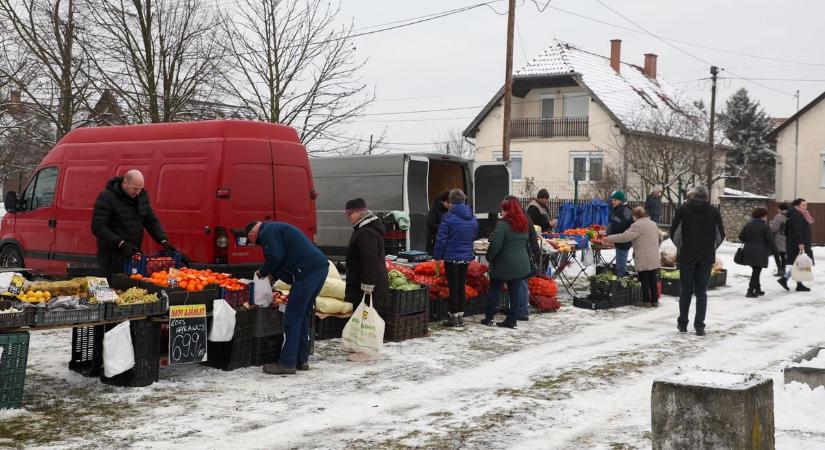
[343,198,389,307]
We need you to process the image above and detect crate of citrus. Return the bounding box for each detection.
[125,267,230,311]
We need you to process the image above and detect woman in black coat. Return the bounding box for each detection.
[779,198,814,291]
[739,207,778,298]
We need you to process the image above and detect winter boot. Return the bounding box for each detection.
[796,283,811,292]
[746,288,758,298]
[778,277,789,291]
[456,312,465,327]
[496,320,517,329]
[443,313,459,327]
[757,288,765,296]
[297,362,310,371]
[774,268,785,277]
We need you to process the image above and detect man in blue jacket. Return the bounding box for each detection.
[607,191,633,276]
[245,220,328,375]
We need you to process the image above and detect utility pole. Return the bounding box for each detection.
[367,134,373,155]
[794,89,800,198]
[705,66,719,194]
[501,0,516,163]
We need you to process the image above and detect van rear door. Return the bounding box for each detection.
[271,141,314,239]
[218,139,273,266]
[472,162,511,215]
[406,155,430,252]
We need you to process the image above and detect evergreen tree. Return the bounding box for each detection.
[719,88,775,194]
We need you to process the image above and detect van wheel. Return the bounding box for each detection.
[0,246,23,268]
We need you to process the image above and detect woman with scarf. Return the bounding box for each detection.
[738,207,778,298]
[482,196,531,329]
[778,198,814,292]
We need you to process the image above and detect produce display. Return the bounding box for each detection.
[590,273,641,288]
[545,238,575,253]
[273,291,289,306]
[133,268,241,291]
[528,277,558,297]
[117,287,160,306]
[277,265,352,314]
[660,269,680,279]
[0,306,22,314]
[26,278,89,297]
[16,290,52,303]
[404,261,489,300]
[388,270,421,291]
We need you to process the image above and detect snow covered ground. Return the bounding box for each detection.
[2,243,825,449]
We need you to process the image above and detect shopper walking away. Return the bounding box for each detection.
[245,221,328,375]
[519,211,543,321]
[669,186,725,336]
[607,191,633,276]
[769,203,788,277]
[738,207,779,298]
[433,189,479,327]
[606,207,662,307]
[91,170,178,281]
[779,198,814,292]
[526,189,557,233]
[482,197,531,329]
[645,188,664,224]
[426,191,450,254]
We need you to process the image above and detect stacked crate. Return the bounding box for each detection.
[372,286,429,342]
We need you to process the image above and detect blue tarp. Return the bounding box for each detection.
[555,199,610,229]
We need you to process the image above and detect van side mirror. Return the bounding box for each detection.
[4,191,16,214]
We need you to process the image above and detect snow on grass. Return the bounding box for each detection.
[3,242,825,449]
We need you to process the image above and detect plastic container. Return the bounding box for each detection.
[0,300,33,329]
[105,297,168,320]
[220,283,252,309]
[68,325,105,377]
[373,286,429,317]
[429,297,449,322]
[123,251,182,277]
[250,334,283,366]
[251,307,284,338]
[384,312,428,342]
[100,320,161,388]
[0,332,30,409]
[33,304,103,326]
[314,315,349,341]
[203,308,253,371]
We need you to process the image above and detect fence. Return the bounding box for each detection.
[767,201,825,245]
[517,197,678,226]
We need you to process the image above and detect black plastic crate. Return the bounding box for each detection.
[315,315,349,340]
[220,284,252,309]
[203,308,253,371]
[0,300,33,329]
[384,312,428,342]
[105,297,168,320]
[573,294,626,310]
[373,286,429,316]
[0,332,30,409]
[123,251,182,276]
[250,334,283,366]
[710,269,727,288]
[661,277,681,297]
[100,320,161,388]
[429,298,449,322]
[464,296,484,317]
[68,325,106,377]
[33,304,103,326]
[589,279,639,305]
[251,306,284,337]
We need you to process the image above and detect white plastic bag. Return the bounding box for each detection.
[791,254,814,282]
[341,294,385,357]
[209,299,236,342]
[582,247,594,267]
[253,273,274,307]
[103,321,135,378]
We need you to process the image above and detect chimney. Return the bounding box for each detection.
[9,90,20,104]
[643,53,658,79]
[610,39,622,73]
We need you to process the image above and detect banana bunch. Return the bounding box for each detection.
[18,290,52,303]
[117,288,159,306]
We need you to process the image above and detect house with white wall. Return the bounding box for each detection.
[464,39,723,201]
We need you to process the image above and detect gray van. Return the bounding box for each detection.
[311,153,510,259]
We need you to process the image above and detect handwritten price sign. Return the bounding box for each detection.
[169,304,208,365]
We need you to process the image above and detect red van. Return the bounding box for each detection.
[0,120,317,276]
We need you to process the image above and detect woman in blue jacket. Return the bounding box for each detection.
[434,189,479,327]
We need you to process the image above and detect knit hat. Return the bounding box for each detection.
[344,198,368,214]
[610,191,626,202]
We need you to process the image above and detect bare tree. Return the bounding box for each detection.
[221,0,373,155]
[0,0,93,141]
[84,0,226,123]
[434,129,475,159]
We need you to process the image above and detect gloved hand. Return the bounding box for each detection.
[161,241,178,253]
[361,283,375,295]
[119,241,139,256]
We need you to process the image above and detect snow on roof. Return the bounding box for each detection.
[513,41,696,133]
[720,187,771,199]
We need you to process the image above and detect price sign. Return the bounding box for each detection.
[169,304,208,365]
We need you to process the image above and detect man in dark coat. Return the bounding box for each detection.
[526,189,556,232]
[426,191,450,254]
[91,170,175,280]
[669,186,725,336]
[738,207,778,297]
[246,220,328,375]
[779,198,814,292]
[607,191,633,276]
[343,198,389,306]
[645,188,663,224]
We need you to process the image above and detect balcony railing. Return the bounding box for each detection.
[510,117,589,139]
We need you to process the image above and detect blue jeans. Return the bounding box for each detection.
[278,265,328,368]
[518,278,529,318]
[677,261,712,330]
[615,248,629,276]
[486,278,526,323]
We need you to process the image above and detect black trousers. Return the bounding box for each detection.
[445,262,469,314]
[638,270,659,304]
[749,266,763,291]
[773,252,786,271]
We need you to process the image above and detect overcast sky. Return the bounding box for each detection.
[332,0,825,153]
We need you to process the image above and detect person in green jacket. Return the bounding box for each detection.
[482,197,531,329]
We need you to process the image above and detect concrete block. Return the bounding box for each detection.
[652,370,774,450]
[783,346,825,389]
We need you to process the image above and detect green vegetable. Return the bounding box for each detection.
[389,270,403,280]
[391,277,407,288]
